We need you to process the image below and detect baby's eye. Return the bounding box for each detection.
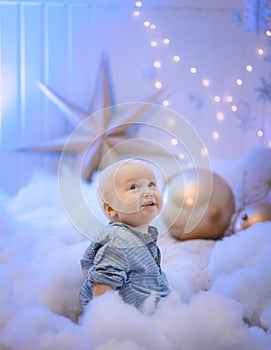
[148,182,156,188]
[130,184,137,190]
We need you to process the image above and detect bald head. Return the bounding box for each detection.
[98,159,152,204]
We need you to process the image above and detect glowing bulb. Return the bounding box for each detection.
[133,10,140,16]
[216,112,224,121]
[154,81,162,89]
[150,40,157,47]
[162,100,170,107]
[231,105,238,112]
[167,117,175,126]
[258,129,264,137]
[178,153,185,160]
[171,138,178,146]
[257,48,264,55]
[135,1,142,7]
[150,24,156,30]
[266,30,271,37]
[268,141,271,148]
[225,95,233,103]
[236,79,243,86]
[173,55,180,62]
[212,131,220,139]
[163,38,170,45]
[200,148,208,156]
[144,21,150,27]
[190,67,197,74]
[202,79,210,87]
[246,64,253,72]
[214,95,221,102]
[153,60,161,68]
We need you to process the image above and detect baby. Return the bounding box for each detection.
[79,158,170,311]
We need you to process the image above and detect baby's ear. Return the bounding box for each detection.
[103,202,117,218]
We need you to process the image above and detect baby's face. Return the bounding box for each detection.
[104,161,163,227]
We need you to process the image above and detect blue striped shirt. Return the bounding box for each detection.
[79,222,170,310]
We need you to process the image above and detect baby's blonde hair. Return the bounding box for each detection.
[97,158,151,205]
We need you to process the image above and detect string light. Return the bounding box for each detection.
[171,138,178,146]
[144,21,150,27]
[216,112,224,121]
[190,67,197,73]
[133,10,140,16]
[135,1,142,7]
[178,153,185,160]
[153,60,161,68]
[173,55,180,62]
[154,81,162,89]
[202,79,210,87]
[200,148,208,156]
[132,3,269,153]
[225,95,233,103]
[150,40,157,47]
[212,131,220,139]
[257,129,264,138]
[167,117,175,126]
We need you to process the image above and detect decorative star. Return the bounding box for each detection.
[141,65,158,80]
[255,77,271,103]
[188,94,203,110]
[234,100,254,132]
[232,0,271,34]
[22,56,165,181]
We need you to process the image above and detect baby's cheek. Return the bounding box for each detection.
[120,199,139,213]
[157,194,163,208]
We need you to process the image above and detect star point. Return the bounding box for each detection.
[22,57,165,181]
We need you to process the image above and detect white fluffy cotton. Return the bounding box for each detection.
[0,159,271,349]
[208,223,271,330]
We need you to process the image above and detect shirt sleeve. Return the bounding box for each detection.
[89,243,129,288]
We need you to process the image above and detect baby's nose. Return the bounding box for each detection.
[142,186,152,197]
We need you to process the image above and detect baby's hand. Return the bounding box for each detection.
[93,283,116,297]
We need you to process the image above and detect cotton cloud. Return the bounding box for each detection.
[209,224,271,331]
[0,158,271,349]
